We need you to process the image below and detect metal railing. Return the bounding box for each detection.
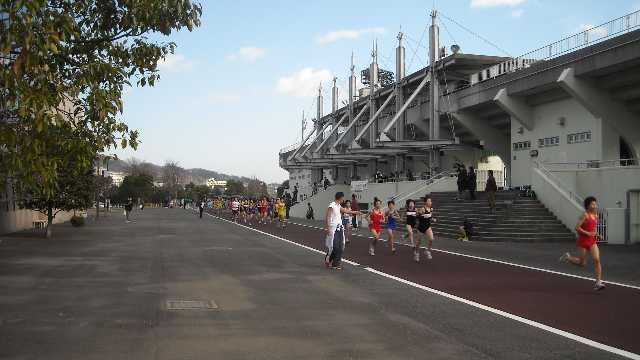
[542,158,638,170]
[534,162,613,241]
[597,209,608,243]
[534,161,584,206]
[469,10,640,85]
[391,170,453,205]
[279,142,300,155]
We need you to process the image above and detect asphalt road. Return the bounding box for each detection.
[0,208,636,359]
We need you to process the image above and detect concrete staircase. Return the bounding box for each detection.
[395,191,575,243]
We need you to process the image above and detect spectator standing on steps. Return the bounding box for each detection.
[485,170,498,213]
[293,184,299,204]
[323,177,330,190]
[456,167,467,200]
[306,203,315,220]
[467,166,477,200]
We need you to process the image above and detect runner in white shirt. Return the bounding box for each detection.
[325,192,360,269]
[231,198,240,222]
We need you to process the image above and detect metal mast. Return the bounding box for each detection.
[369,40,379,146]
[395,30,406,174]
[348,52,356,125]
[331,77,339,113]
[316,83,323,137]
[428,10,440,140]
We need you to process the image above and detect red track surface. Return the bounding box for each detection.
[212,212,640,356]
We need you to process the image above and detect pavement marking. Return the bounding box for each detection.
[288,220,640,291]
[205,213,361,266]
[206,212,640,359]
[364,267,640,360]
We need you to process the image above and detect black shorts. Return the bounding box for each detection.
[418,224,431,233]
[232,209,239,216]
[406,218,417,227]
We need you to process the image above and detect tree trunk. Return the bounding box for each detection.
[46,205,53,238]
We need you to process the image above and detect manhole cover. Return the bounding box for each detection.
[166,300,218,310]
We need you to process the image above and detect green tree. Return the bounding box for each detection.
[225,180,245,196]
[116,174,153,204]
[15,124,96,237]
[0,0,202,197]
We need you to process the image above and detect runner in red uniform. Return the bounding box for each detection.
[366,198,384,256]
[259,197,268,224]
[560,196,605,291]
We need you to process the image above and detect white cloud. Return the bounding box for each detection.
[276,68,333,97]
[226,47,267,62]
[158,53,193,72]
[316,27,385,44]
[207,92,241,104]
[577,23,608,37]
[471,0,526,7]
[511,9,524,18]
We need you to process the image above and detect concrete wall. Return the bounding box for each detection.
[0,208,75,235]
[510,98,618,186]
[288,177,458,220]
[531,168,583,234]
[550,166,640,210]
[289,184,351,218]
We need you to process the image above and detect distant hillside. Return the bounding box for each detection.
[107,159,254,185]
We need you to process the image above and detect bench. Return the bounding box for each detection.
[33,220,47,229]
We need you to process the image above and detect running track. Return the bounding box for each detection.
[207,210,640,359]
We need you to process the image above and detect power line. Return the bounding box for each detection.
[439,11,512,57]
[407,24,429,72]
[439,16,458,49]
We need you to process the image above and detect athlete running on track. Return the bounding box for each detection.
[259,198,268,224]
[385,200,400,254]
[415,195,436,262]
[275,198,286,228]
[366,198,384,256]
[341,200,354,244]
[404,199,417,247]
[231,198,240,222]
[560,196,606,291]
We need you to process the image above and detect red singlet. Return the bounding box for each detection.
[577,213,597,249]
[369,209,383,233]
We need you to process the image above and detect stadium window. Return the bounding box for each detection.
[567,131,591,144]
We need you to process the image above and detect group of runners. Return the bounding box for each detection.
[324,192,439,269]
[323,191,606,291]
[228,197,288,228]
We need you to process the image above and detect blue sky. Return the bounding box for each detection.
[113,0,640,183]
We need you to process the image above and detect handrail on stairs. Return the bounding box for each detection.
[391,170,454,206]
[533,161,584,206]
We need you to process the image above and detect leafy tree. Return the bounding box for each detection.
[116,174,153,204]
[225,179,245,196]
[0,0,202,198]
[150,186,170,207]
[15,124,96,237]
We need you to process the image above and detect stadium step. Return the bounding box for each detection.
[393,190,574,243]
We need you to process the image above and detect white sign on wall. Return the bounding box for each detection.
[351,180,368,193]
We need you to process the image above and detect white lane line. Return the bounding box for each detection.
[365,267,640,360]
[207,212,639,359]
[205,213,360,266]
[287,221,640,291]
